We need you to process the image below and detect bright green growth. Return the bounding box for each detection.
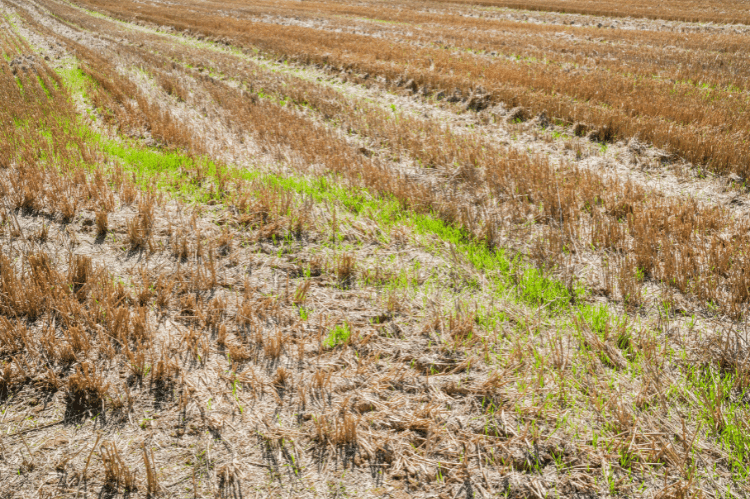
[102,140,220,202]
[299,306,310,321]
[579,304,612,337]
[324,323,351,349]
[57,62,93,99]
[692,369,750,478]
[54,56,216,200]
[518,266,573,310]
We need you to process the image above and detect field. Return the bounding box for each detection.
[1,0,750,497]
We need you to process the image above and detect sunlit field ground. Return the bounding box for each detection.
[2,1,750,497]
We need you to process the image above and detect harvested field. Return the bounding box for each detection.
[439,0,750,25]
[1,0,750,498]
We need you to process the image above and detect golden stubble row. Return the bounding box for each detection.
[70,0,750,180]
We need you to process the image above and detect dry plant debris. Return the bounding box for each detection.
[0,0,749,498]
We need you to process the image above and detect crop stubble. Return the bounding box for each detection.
[2,0,750,498]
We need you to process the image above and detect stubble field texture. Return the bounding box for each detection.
[2,0,750,498]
